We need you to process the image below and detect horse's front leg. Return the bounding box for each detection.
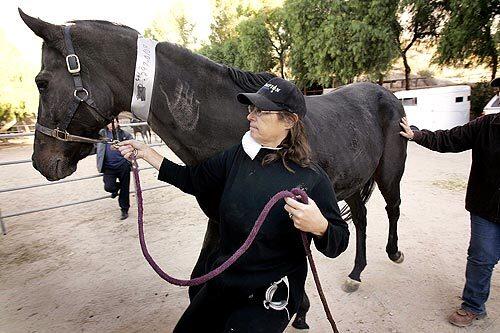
[292,292,310,329]
[343,193,367,293]
[188,218,220,300]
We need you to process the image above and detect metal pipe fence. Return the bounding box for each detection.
[0,128,171,235]
[0,142,165,166]
[1,183,169,220]
[0,166,155,193]
[0,122,149,139]
[0,158,32,166]
[0,164,167,235]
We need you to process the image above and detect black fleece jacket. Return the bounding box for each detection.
[158,143,349,294]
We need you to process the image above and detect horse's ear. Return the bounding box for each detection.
[18,8,61,45]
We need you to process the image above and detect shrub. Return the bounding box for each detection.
[470,81,495,119]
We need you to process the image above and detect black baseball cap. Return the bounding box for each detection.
[237,77,307,118]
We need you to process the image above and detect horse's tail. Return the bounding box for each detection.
[339,177,376,222]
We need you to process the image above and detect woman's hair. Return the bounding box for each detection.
[262,112,312,172]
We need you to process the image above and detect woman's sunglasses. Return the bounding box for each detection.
[247,105,282,117]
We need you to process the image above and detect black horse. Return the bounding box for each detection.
[20,9,407,329]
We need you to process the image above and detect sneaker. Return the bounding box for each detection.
[111,191,119,198]
[120,210,129,220]
[448,308,486,327]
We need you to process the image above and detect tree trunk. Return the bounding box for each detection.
[280,56,285,79]
[402,52,411,90]
[491,54,497,80]
[377,73,384,85]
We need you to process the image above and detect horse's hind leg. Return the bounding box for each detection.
[342,192,368,293]
[374,147,406,264]
[291,292,310,329]
[375,174,404,263]
[188,218,220,300]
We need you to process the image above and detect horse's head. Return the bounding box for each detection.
[19,9,138,180]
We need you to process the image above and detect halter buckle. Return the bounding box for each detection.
[52,128,69,141]
[66,54,81,74]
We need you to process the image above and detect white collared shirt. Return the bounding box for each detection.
[241,131,282,160]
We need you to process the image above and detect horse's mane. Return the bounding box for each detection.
[226,66,276,92]
[67,20,139,34]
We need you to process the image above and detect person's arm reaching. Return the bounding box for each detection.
[399,116,482,153]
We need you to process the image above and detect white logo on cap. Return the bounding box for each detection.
[264,83,281,93]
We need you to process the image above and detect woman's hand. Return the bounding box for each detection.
[116,140,165,170]
[399,117,414,140]
[116,140,149,161]
[284,196,329,237]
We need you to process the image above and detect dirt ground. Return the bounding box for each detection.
[0,141,498,333]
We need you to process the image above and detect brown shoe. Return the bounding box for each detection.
[448,309,485,327]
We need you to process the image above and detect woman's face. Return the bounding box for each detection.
[246,107,294,147]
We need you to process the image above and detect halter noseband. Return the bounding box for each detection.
[35,24,116,144]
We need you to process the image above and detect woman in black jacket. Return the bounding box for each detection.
[400,114,500,327]
[118,77,349,333]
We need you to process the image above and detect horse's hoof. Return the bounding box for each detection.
[389,251,404,264]
[291,316,309,330]
[342,277,361,293]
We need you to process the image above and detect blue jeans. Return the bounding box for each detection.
[461,214,499,315]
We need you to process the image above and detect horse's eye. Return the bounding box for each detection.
[35,79,48,93]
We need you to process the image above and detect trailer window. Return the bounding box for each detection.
[401,97,417,106]
[455,97,464,103]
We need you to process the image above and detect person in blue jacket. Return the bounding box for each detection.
[96,118,133,220]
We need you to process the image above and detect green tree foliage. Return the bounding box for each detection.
[470,81,496,118]
[232,8,291,75]
[264,8,291,78]
[198,0,245,66]
[175,14,197,47]
[434,0,500,80]
[0,102,28,129]
[198,0,289,74]
[0,31,37,128]
[143,7,197,48]
[285,0,399,88]
[143,20,167,41]
[198,36,243,67]
[395,0,446,90]
[236,13,275,72]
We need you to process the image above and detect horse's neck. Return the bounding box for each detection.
[148,42,248,164]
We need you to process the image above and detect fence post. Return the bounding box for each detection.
[0,208,6,235]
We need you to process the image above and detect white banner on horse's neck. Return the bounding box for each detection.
[131,36,158,121]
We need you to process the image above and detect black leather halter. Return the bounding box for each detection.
[35,24,116,144]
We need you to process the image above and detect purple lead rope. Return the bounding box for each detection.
[130,158,340,333]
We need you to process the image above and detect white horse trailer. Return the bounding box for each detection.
[483,94,499,115]
[394,85,471,131]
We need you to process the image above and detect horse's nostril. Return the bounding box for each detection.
[55,158,61,173]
